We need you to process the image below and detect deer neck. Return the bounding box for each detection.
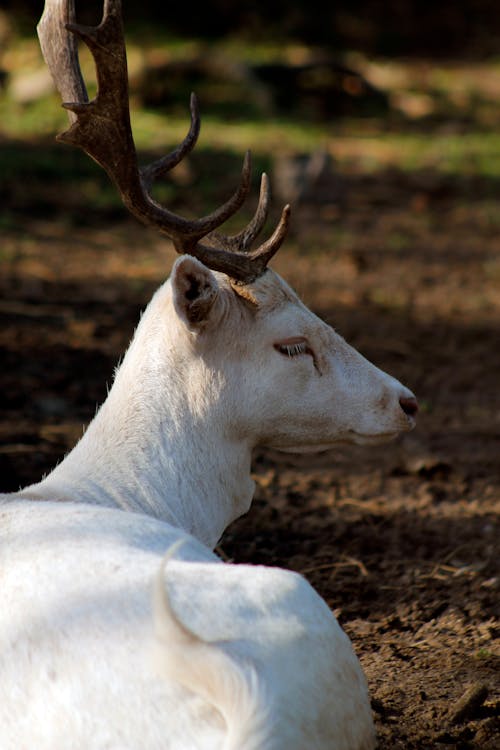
[23,294,255,549]
[27,383,255,549]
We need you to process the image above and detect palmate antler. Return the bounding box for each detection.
[37,0,290,283]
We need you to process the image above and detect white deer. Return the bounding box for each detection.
[0,2,418,749]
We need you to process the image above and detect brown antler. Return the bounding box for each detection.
[37,0,290,283]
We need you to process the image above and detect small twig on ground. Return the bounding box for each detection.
[301,555,369,577]
[449,682,489,724]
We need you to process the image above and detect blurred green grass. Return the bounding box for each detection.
[1,33,500,225]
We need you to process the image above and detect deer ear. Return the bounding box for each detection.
[171,256,220,329]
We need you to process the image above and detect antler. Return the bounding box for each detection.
[37,0,290,283]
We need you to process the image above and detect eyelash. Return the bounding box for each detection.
[275,341,309,358]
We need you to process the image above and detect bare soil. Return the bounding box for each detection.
[1,166,499,748]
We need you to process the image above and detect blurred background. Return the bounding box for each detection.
[0,3,499,748]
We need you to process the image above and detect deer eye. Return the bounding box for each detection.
[274,338,310,358]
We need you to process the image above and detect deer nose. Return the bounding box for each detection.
[399,395,418,418]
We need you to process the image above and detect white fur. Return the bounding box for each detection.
[0,258,416,749]
[152,542,272,750]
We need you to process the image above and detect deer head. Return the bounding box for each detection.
[35,0,417,544]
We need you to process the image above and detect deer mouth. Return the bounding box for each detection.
[348,421,415,445]
[267,432,399,453]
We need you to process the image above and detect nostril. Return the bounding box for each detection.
[399,395,418,418]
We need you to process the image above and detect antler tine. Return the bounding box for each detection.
[141,93,200,192]
[37,0,87,120]
[38,0,290,283]
[207,172,270,252]
[246,202,291,271]
[185,201,291,283]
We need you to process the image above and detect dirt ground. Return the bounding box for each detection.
[1,160,499,748]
